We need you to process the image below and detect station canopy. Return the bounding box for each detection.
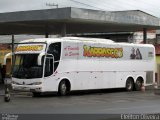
[0,7,160,35]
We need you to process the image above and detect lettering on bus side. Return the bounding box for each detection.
[83,45,123,58]
[64,46,79,57]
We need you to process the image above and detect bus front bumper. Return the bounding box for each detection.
[12,84,42,92]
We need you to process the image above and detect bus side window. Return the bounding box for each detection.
[47,43,61,72]
[47,43,61,61]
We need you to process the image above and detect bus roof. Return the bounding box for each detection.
[19,37,114,44]
[19,37,154,48]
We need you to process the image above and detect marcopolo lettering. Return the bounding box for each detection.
[83,45,123,58]
[16,45,43,52]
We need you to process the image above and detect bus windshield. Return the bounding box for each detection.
[12,54,43,79]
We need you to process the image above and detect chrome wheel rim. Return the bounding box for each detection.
[127,81,132,90]
[61,83,67,94]
[136,81,141,87]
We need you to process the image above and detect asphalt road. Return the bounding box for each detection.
[0,85,160,119]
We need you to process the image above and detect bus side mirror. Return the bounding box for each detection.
[38,52,45,66]
[4,53,12,65]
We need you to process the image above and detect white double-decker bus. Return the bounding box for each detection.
[6,37,155,96]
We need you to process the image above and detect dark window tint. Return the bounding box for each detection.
[47,43,61,71]
[44,56,53,77]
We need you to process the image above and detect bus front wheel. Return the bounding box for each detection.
[126,78,134,91]
[58,80,69,96]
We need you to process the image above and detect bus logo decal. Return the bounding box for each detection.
[16,45,43,52]
[83,45,123,58]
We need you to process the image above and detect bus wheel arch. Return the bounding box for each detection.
[58,79,71,96]
[125,77,134,91]
[135,77,144,91]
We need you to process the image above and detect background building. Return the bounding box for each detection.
[0,44,11,77]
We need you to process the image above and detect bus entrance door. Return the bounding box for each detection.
[44,55,54,77]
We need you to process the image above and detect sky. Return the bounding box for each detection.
[0,0,160,18]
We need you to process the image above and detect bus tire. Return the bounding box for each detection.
[135,77,143,91]
[58,80,70,96]
[126,78,134,91]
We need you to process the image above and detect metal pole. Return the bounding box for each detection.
[61,23,66,37]
[11,34,15,78]
[11,35,15,71]
[45,25,49,38]
[143,28,147,44]
[45,32,49,38]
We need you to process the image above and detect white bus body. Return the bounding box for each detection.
[10,37,155,95]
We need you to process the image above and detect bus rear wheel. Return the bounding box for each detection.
[126,78,134,91]
[135,77,143,91]
[58,80,69,96]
